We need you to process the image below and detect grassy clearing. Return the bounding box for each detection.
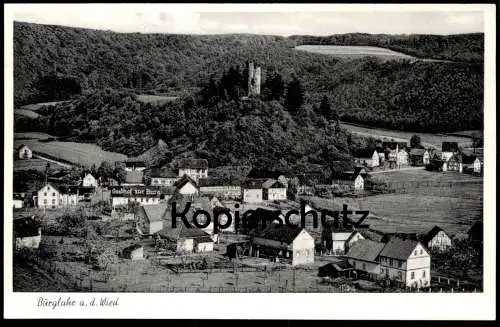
[295,45,415,59]
[14,159,67,171]
[136,94,178,105]
[14,132,56,140]
[340,122,473,149]
[308,170,482,236]
[13,139,127,167]
[20,101,70,111]
[15,109,41,119]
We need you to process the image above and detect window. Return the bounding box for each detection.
[44,192,47,196]
[397,271,402,280]
[414,250,418,255]
[398,261,403,268]
[362,263,366,270]
[52,199,56,204]
[411,272,415,280]
[422,270,426,278]
[353,262,356,269]
[389,259,393,266]
[53,192,56,196]
[420,249,423,255]
[44,199,47,204]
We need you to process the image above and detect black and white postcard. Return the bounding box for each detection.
[3,3,496,320]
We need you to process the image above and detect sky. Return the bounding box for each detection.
[10,4,486,36]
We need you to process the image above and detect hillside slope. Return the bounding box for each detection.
[14,22,483,132]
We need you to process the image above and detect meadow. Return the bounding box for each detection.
[13,139,127,167]
[14,159,66,171]
[136,94,179,105]
[340,122,474,149]
[295,45,416,60]
[14,109,41,119]
[307,170,483,236]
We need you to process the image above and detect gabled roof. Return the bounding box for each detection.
[346,239,385,262]
[174,174,198,189]
[262,179,286,189]
[442,142,458,152]
[359,229,389,243]
[378,238,421,261]
[150,167,177,178]
[242,178,266,189]
[422,226,447,244]
[198,177,241,187]
[410,148,427,156]
[124,171,144,184]
[461,155,478,165]
[178,158,208,169]
[140,203,169,222]
[124,160,147,167]
[14,217,40,238]
[250,223,304,244]
[17,144,30,151]
[353,148,377,159]
[160,223,212,241]
[40,183,60,193]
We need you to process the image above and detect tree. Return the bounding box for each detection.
[263,73,285,101]
[97,161,114,181]
[113,162,127,185]
[319,95,338,122]
[410,135,421,148]
[284,77,304,114]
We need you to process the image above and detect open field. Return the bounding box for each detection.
[20,101,70,111]
[14,159,67,171]
[136,94,179,105]
[14,132,56,140]
[340,122,473,149]
[13,139,127,167]
[14,109,41,119]
[295,45,416,59]
[307,170,482,236]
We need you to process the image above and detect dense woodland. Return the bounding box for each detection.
[14,22,483,133]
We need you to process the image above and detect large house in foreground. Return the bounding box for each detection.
[346,237,431,288]
[249,223,315,266]
[135,203,169,236]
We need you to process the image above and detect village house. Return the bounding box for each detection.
[14,217,42,250]
[322,224,365,255]
[409,148,430,166]
[36,184,73,208]
[441,142,459,161]
[249,223,315,266]
[444,153,462,172]
[13,193,24,209]
[178,158,209,181]
[379,238,431,288]
[17,144,32,159]
[468,221,483,244]
[122,170,145,186]
[346,239,386,277]
[262,179,287,201]
[160,222,214,254]
[426,158,446,172]
[82,173,98,187]
[422,226,452,252]
[174,174,199,196]
[332,168,366,191]
[242,179,265,203]
[318,261,355,279]
[136,203,169,236]
[110,186,161,208]
[461,155,483,176]
[198,177,242,199]
[121,244,144,260]
[150,167,179,186]
[383,142,409,168]
[353,149,380,168]
[124,161,147,172]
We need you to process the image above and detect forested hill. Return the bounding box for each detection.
[14,22,483,132]
[289,33,484,63]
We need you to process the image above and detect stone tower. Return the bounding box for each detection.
[247,62,261,97]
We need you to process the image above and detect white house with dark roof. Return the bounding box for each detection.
[82,173,98,187]
[17,144,32,159]
[422,226,452,252]
[160,212,214,253]
[135,203,169,235]
[14,217,42,250]
[262,179,287,200]
[198,178,242,199]
[441,142,459,161]
[249,223,314,266]
[353,149,380,168]
[409,148,430,166]
[178,158,208,181]
[242,179,266,203]
[150,167,179,186]
[379,238,431,288]
[174,175,199,196]
[346,239,385,275]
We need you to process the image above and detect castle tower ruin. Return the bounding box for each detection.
[247,62,261,97]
